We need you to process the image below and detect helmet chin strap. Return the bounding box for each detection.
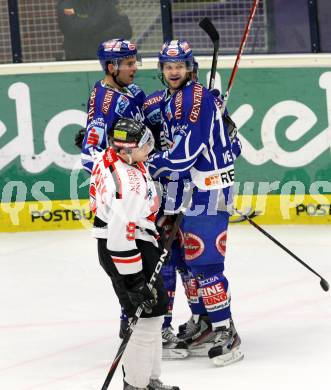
[112,71,128,88]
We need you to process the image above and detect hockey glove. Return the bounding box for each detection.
[125,271,158,313]
[210,88,221,98]
[224,114,238,141]
[75,128,86,149]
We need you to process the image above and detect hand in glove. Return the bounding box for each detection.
[75,128,86,149]
[223,114,238,141]
[125,271,158,313]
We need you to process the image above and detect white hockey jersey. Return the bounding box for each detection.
[90,147,159,275]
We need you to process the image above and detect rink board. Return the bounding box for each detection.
[1,194,331,232]
[1,55,331,231]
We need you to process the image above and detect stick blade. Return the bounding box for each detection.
[199,17,219,43]
[320,278,329,292]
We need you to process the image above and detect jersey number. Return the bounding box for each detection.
[126,222,136,241]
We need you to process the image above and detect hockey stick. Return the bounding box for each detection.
[199,17,219,90]
[100,190,192,390]
[230,208,260,223]
[221,0,260,114]
[235,208,330,292]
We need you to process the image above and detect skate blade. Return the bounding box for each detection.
[188,342,214,357]
[212,348,244,367]
[162,348,189,359]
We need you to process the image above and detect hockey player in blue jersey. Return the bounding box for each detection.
[81,38,145,174]
[80,38,149,341]
[146,40,243,367]
[144,58,242,361]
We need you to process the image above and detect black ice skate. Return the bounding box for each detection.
[208,320,244,366]
[148,378,180,390]
[177,315,214,357]
[162,326,189,359]
[123,379,146,389]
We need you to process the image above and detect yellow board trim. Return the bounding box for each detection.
[1,194,331,232]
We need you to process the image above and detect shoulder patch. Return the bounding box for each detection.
[128,83,141,96]
[102,147,118,168]
[174,90,183,120]
[115,94,130,115]
[189,84,203,123]
[102,90,114,114]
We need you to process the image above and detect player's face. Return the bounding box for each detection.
[117,56,138,85]
[131,143,151,162]
[163,62,189,91]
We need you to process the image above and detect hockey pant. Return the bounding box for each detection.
[97,238,168,318]
[181,211,232,329]
[123,316,163,388]
[157,215,192,329]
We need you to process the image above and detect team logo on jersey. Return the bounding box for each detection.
[102,90,114,114]
[115,95,130,115]
[215,231,227,256]
[87,88,97,120]
[184,232,204,260]
[174,90,183,119]
[146,109,161,125]
[189,83,203,123]
[87,126,103,147]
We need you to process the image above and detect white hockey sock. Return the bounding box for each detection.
[123,316,162,388]
[150,316,163,380]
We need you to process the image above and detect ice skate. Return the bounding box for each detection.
[208,320,244,366]
[178,315,214,357]
[177,316,194,338]
[148,378,180,390]
[162,326,189,359]
[123,379,146,389]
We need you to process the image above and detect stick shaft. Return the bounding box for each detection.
[237,209,326,281]
[221,0,259,113]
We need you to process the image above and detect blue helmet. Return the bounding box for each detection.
[97,39,137,71]
[158,39,194,70]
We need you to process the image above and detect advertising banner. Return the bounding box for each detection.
[1,64,331,231]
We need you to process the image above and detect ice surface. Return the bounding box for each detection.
[0,225,330,390]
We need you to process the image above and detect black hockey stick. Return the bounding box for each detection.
[235,208,330,292]
[100,190,192,390]
[199,17,219,90]
[230,208,260,223]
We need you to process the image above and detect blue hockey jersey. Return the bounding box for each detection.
[147,81,238,214]
[81,81,145,173]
